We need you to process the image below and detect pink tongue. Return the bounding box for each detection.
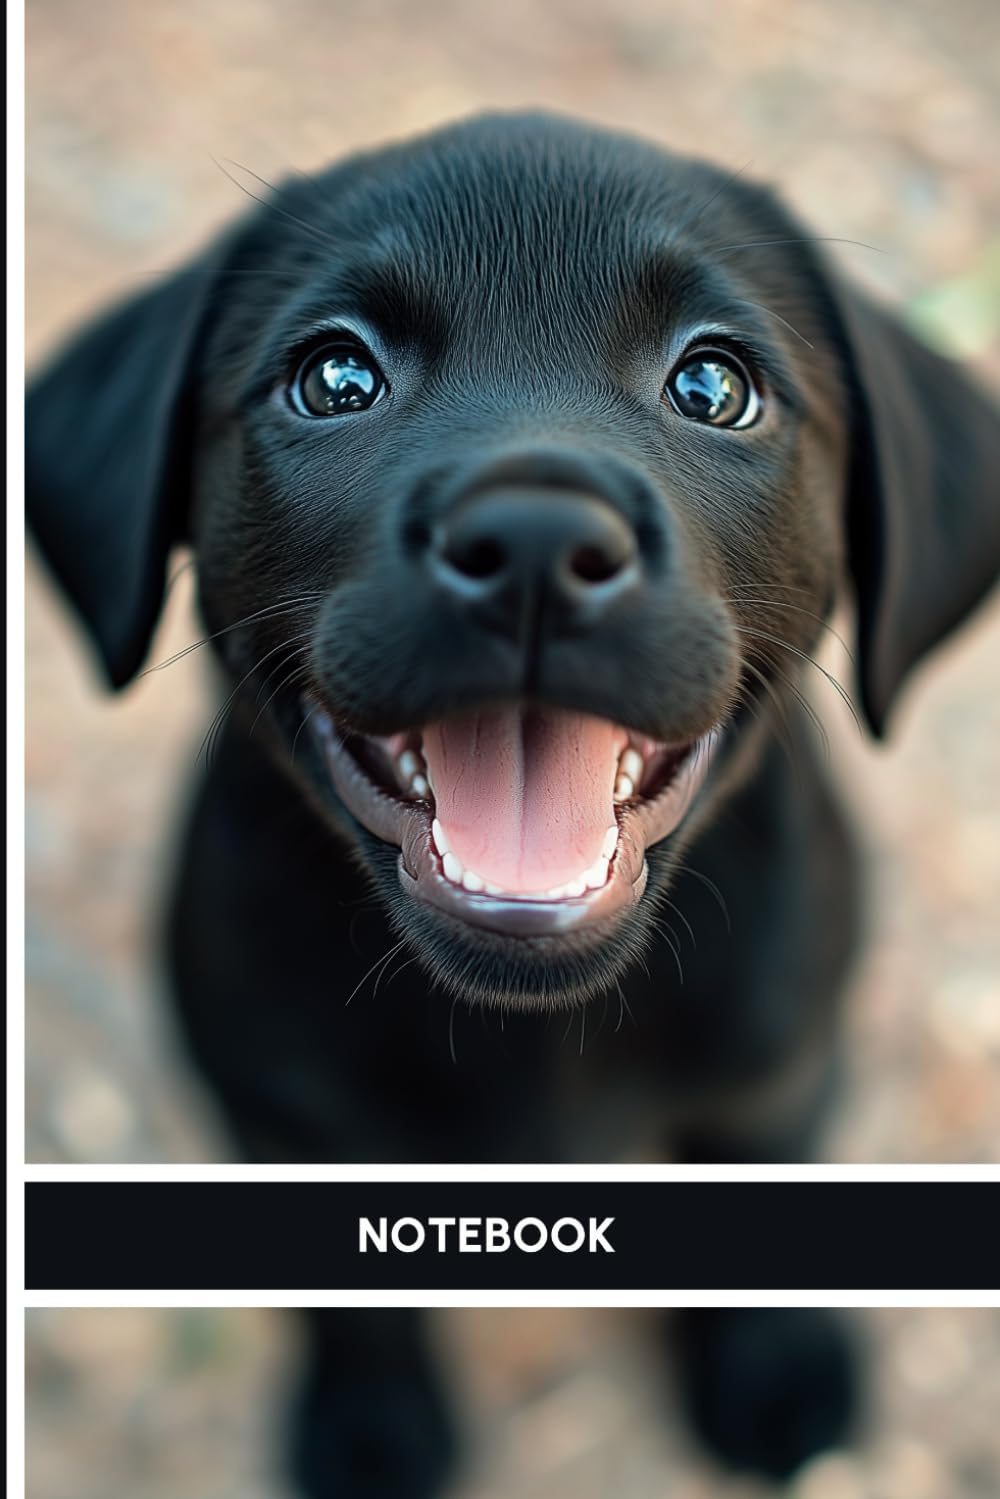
[422,709,625,893]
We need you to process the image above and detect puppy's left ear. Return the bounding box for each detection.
[26,248,229,688]
[832,281,1000,735]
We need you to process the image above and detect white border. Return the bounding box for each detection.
[23,1289,1000,1309]
[20,1166,1000,1309]
[9,14,999,1499]
[20,1162,1000,1182]
[9,9,27,1499]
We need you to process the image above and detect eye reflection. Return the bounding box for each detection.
[665,351,760,428]
[293,344,385,416]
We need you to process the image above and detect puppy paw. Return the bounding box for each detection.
[671,1307,860,1480]
[288,1372,457,1499]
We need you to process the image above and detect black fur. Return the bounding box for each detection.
[26,113,1000,1494]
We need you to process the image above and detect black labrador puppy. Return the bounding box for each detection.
[27,114,999,1492]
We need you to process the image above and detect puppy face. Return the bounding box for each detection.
[190,117,848,1004]
[27,114,1000,1008]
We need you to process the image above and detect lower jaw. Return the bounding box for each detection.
[307,703,722,941]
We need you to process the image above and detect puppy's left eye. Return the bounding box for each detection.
[664,349,761,429]
[291,342,386,417]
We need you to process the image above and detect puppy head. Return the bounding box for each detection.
[27,114,1000,1008]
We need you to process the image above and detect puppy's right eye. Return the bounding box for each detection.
[290,342,386,417]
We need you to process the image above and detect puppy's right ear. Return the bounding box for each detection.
[26,249,227,687]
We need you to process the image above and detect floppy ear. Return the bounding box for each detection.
[831,282,1000,735]
[26,252,226,687]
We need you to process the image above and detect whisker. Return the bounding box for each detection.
[773,660,834,765]
[659,895,698,952]
[650,916,684,985]
[731,672,770,738]
[252,631,314,702]
[711,235,884,256]
[291,701,320,765]
[674,157,756,239]
[251,660,310,740]
[217,157,305,205]
[198,634,307,765]
[725,593,854,661]
[730,297,814,349]
[163,554,197,602]
[678,864,731,934]
[734,625,862,735]
[248,636,314,736]
[727,582,828,599]
[376,948,420,997]
[590,991,610,1047]
[113,265,317,289]
[753,642,833,763]
[140,594,321,676]
[211,155,338,252]
[739,656,807,782]
[344,936,408,1008]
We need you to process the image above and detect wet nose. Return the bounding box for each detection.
[430,489,639,636]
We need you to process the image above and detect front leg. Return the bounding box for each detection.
[289,1309,457,1499]
[667,1307,861,1480]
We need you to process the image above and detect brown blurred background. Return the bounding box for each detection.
[25,1308,1000,1498]
[25,0,1000,1164]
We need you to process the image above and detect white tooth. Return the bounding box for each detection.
[564,878,586,897]
[431,819,450,855]
[410,774,429,797]
[585,856,610,889]
[462,870,484,892]
[442,851,464,883]
[620,748,644,783]
[614,774,635,801]
[484,883,504,896]
[398,750,421,779]
[601,826,619,859]
[545,885,566,899]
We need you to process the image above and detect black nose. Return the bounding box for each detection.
[430,489,639,637]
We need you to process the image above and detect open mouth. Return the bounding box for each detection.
[307,700,721,937]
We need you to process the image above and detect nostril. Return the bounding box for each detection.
[429,489,641,608]
[568,543,627,584]
[444,535,508,580]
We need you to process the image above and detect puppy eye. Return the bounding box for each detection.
[291,342,386,417]
[664,348,760,429]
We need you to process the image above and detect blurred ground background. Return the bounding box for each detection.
[25,1308,1000,1499]
[25,0,1000,1164]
